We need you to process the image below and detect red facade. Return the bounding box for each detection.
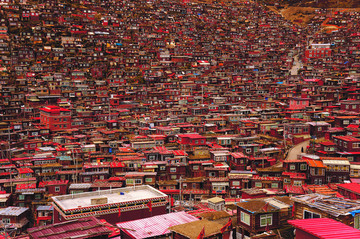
[40,106,71,130]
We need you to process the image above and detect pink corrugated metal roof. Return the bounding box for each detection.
[116,211,199,238]
[288,218,360,239]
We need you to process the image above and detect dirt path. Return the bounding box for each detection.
[285,140,310,161]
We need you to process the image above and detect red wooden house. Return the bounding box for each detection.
[177,134,207,151]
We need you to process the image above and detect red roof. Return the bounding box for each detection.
[39,105,70,113]
[110,162,125,168]
[305,159,326,168]
[337,183,360,195]
[16,183,36,190]
[17,168,34,174]
[333,136,360,142]
[319,141,336,146]
[288,218,360,239]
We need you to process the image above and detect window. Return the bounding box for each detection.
[2,218,10,224]
[233,181,240,186]
[193,165,199,170]
[35,194,41,200]
[284,178,291,183]
[260,214,272,227]
[290,164,296,170]
[255,182,262,188]
[135,179,142,184]
[241,212,250,225]
[171,175,177,180]
[18,194,25,200]
[355,214,360,229]
[160,166,166,171]
[271,183,278,188]
[300,164,307,171]
[126,179,134,184]
[145,178,153,183]
[304,210,321,219]
[294,180,302,186]
[170,168,176,173]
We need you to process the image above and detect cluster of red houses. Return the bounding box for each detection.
[1,0,360,238]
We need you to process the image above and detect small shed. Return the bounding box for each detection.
[207,197,225,211]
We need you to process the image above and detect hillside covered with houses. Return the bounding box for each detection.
[1,0,360,238]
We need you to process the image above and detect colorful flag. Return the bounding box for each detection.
[197,226,205,239]
[220,217,232,233]
[171,197,174,207]
[147,201,152,212]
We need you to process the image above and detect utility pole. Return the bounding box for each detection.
[179,176,183,207]
[8,126,12,194]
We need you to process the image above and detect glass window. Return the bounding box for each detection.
[304,210,321,219]
[355,214,360,229]
[294,180,302,186]
[241,212,250,225]
[255,182,262,188]
[55,186,60,192]
[271,183,278,188]
[260,214,272,227]
[300,164,307,170]
[2,218,10,224]
[233,181,240,186]
[18,194,25,200]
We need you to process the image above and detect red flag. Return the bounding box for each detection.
[220,217,232,233]
[171,197,174,207]
[197,226,205,239]
[118,207,121,217]
[262,202,269,212]
[147,201,152,212]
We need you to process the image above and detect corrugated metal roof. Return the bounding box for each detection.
[322,160,350,165]
[116,211,198,238]
[0,207,28,216]
[288,218,360,239]
[28,216,111,239]
[305,159,326,168]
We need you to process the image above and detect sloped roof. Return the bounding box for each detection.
[117,211,198,238]
[27,217,111,239]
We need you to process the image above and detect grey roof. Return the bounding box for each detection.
[69,183,92,190]
[0,207,29,216]
[37,205,54,211]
